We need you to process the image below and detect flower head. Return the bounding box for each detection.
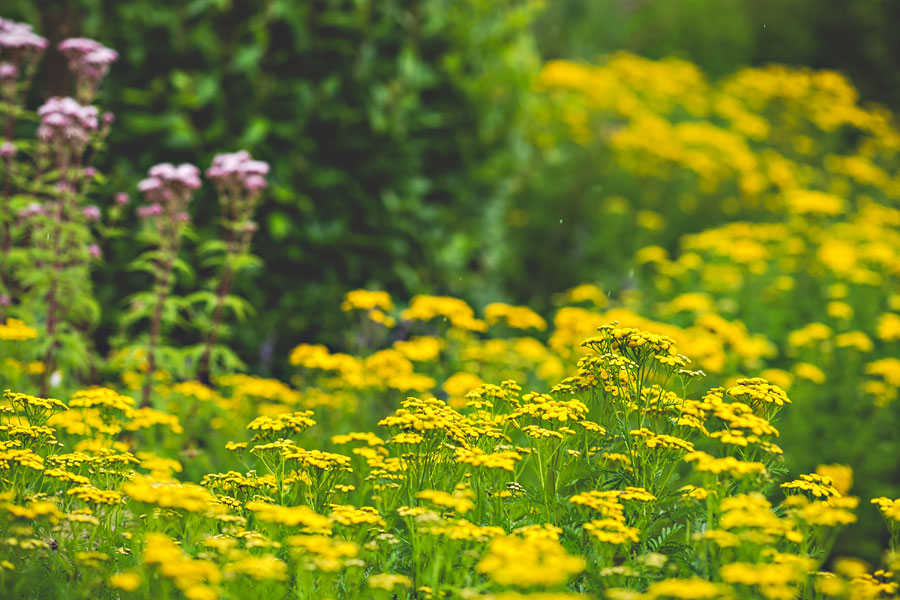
[58,37,117,95]
[36,97,99,148]
[0,19,48,61]
[206,150,270,192]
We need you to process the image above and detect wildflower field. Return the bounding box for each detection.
[2,6,900,600]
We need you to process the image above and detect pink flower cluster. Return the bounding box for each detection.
[0,18,47,92]
[0,18,48,56]
[206,150,270,191]
[58,37,117,91]
[138,163,202,195]
[137,163,202,222]
[0,62,17,81]
[37,96,99,146]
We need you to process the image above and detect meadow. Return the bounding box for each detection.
[2,11,900,600]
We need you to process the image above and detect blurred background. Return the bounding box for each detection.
[5,0,897,374]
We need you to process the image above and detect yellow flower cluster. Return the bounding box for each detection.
[246,410,316,440]
[685,451,766,477]
[415,488,475,515]
[123,477,223,514]
[583,519,641,545]
[245,501,331,531]
[454,447,522,472]
[781,473,842,498]
[872,497,900,522]
[0,319,38,341]
[68,387,135,411]
[476,535,585,587]
[401,294,487,332]
[143,534,221,600]
[283,448,351,471]
[484,303,548,331]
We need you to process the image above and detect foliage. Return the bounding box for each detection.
[533,0,900,107]
[4,5,900,598]
[3,309,899,598]
[3,0,544,372]
[502,52,899,304]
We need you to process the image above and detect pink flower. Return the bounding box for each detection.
[58,37,101,55]
[137,177,162,193]
[139,162,202,207]
[82,205,101,221]
[88,244,102,259]
[137,203,162,219]
[18,202,44,218]
[0,142,14,159]
[84,167,98,178]
[0,19,48,57]
[37,97,99,147]
[206,150,270,191]
[58,37,117,88]
[115,192,129,205]
[244,174,267,190]
[0,62,17,80]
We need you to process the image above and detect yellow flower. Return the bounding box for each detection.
[223,554,287,581]
[341,289,393,312]
[816,464,853,495]
[477,535,584,587]
[367,573,411,592]
[796,498,858,527]
[415,489,475,514]
[246,411,316,440]
[827,301,854,320]
[329,504,385,528]
[0,318,38,341]
[835,331,873,352]
[563,283,608,308]
[877,313,900,341]
[685,451,766,477]
[123,476,222,514]
[108,572,141,591]
[143,534,220,599]
[484,303,547,331]
[401,295,487,332]
[69,387,135,411]
[454,447,522,472]
[583,519,640,545]
[793,362,826,384]
[443,372,485,406]
[643,577,725,599]
[679,485,709,501]
[784,189,844,216]
[392,336,443,362]
[872,497,900,522]
[245,501,331,531]
[782,473,842,498]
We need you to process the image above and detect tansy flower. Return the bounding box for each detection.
[367,573,411,592]
[476,535,584,587]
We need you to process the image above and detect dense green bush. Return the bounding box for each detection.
[5,0,542,373]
